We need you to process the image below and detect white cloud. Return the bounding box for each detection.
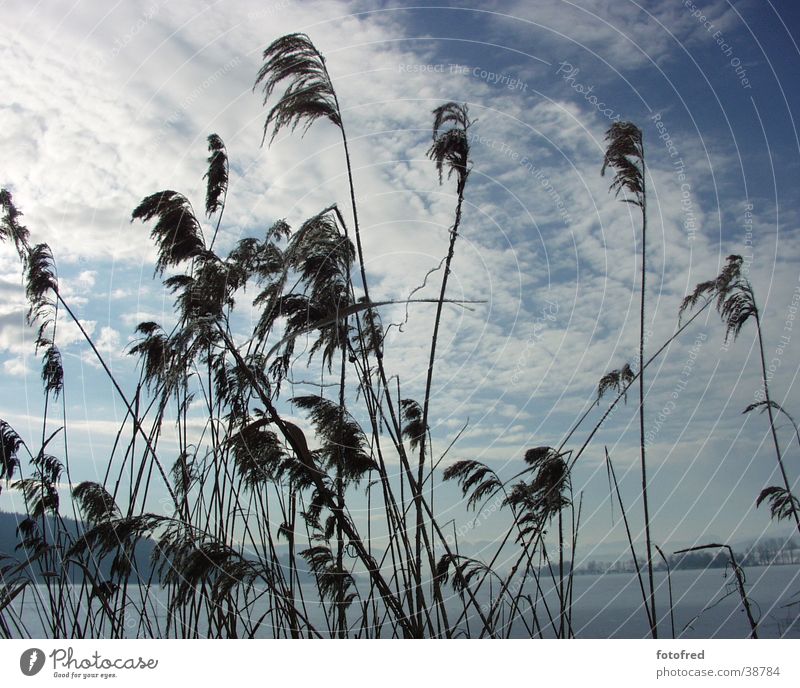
[77,270,97,289]
[3,356,31,377]
[95,326,121,353]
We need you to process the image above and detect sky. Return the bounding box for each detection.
[2,0,800,563]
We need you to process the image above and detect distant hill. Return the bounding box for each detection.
[0,511,315,586]
[0,510,156,583]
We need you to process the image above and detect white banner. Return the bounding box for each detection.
[1,639,797,686]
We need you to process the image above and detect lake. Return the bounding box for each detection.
[9,565,799,638]
[564,564,800,638]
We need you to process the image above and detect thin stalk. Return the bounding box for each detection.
[54,292,179,510]
[605,447,653,632]
[754,309,800,532]
[638,150,657,639]
[558,505,565,638]
[566,491,582,638]
[654,544,675,640]
[416,187,466,634]
[336,334,347,638]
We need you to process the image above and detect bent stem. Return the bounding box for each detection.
[753,309,800,532]
[674,544,758,639]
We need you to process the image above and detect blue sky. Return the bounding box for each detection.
[2,0,800,562]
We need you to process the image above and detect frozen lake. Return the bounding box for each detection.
[9,564,799,638]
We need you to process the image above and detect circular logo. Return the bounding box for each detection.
[20,648,45,677]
